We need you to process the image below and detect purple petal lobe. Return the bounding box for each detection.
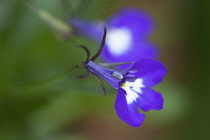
[69,18,104,40]
[137,88,164,112]
[101,41,158,71]
[107,8,155,38]
[131,59,167,87]
[115,88,145,127]
[102,8,157,70]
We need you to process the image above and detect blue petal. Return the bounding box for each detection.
[115,88,145,127]
[101,42,158,70]
[137,88,164,112]
[107,8,155,39]
[101,8,157,70]
[69,18,104,41]
[131,59,167,87]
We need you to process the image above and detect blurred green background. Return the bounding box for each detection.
[0,0,210,140]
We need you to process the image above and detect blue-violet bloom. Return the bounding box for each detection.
[70,8,158,70]
[76,28,167,127]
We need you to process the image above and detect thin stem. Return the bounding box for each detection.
[90,27,106,61]
[91,73,107,96]
[23,65,79,90]
[76,70,89,79]
[76,45,90,61]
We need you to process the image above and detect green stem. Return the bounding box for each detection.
[21,65,79,91]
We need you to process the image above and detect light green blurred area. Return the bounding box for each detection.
[0,0,209,140]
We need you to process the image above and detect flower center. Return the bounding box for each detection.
[106,27,132,56]
[121,78,145,104]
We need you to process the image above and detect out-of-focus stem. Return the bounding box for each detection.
[25,0,74,40]
[20,65,79,91]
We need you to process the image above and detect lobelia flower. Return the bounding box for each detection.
[76,27,167,127]
[70,8,158,70]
